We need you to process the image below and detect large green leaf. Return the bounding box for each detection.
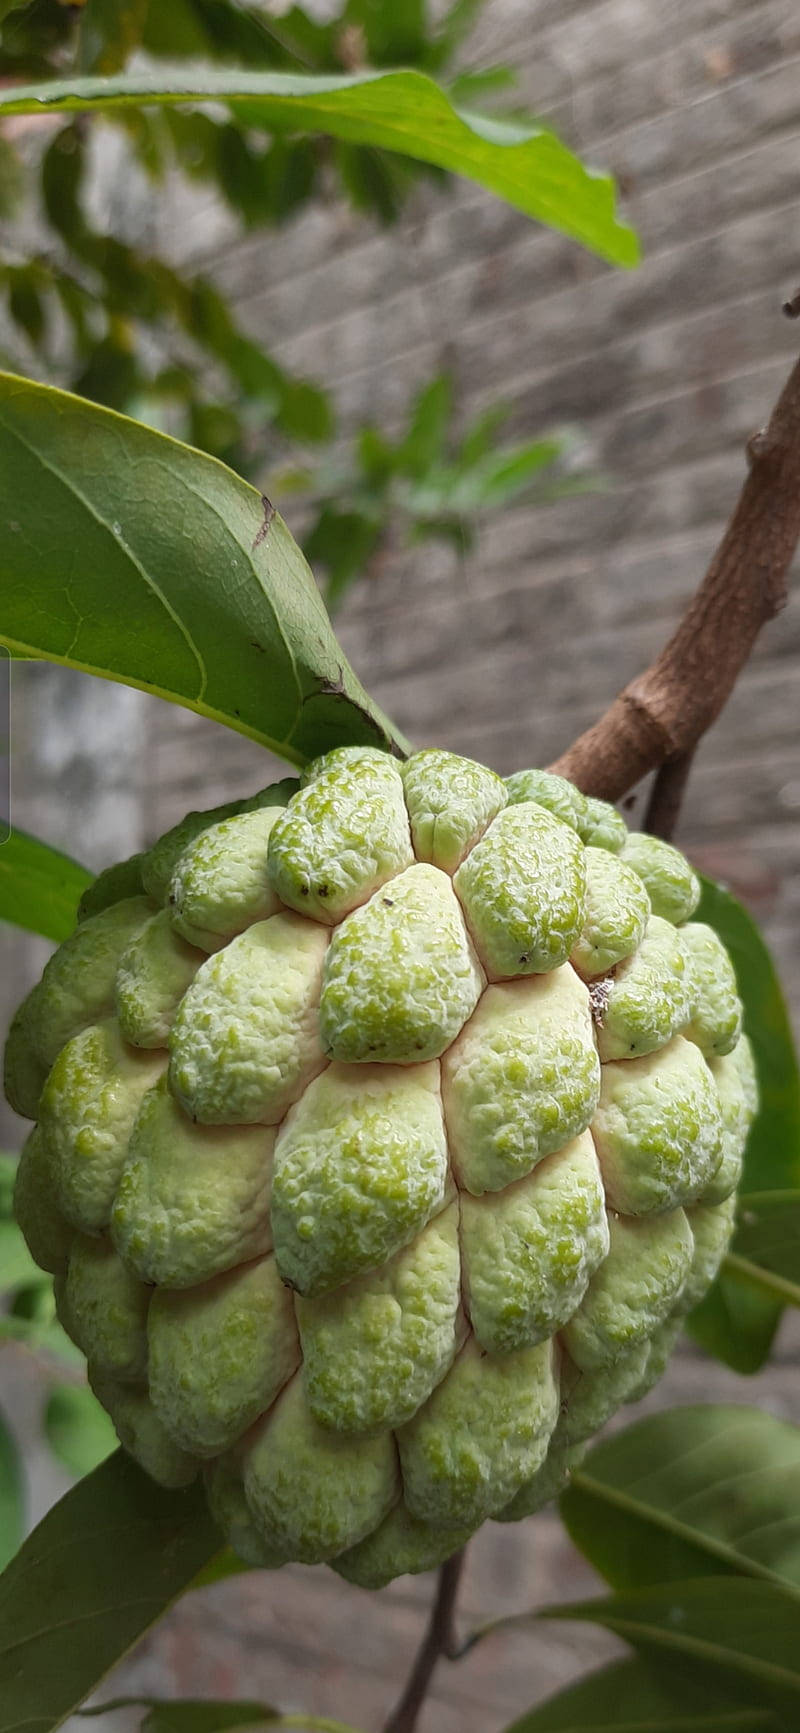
[0,827,91,941]
[726,1192,800,1308]
[0,373,408,766]
[544,1580,800,1731]
[0,70,638,266]
[689,879,800,1371]
[83,1700,365,1733]
[502,1655,775,1731]
[0,1449,224,1733]
[560,1406,800,1599]
[0,1411,23,1575]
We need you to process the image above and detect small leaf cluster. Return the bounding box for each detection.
[274,374,600,609]
[0,0,499,474]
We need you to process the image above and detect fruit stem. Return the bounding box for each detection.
[381,1548,466,1733]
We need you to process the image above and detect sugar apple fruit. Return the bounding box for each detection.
[4,748,756,1588]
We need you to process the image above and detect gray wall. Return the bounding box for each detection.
[2,2,800,1727]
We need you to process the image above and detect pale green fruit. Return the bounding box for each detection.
[402,748,506,872]
[570,848,650,979]
[242,1373,398,1564]
[505,768,588,834]
[681,921,743,1057]
[297,1201,462,1432]
[116,909,204,1049]
[267,751,412,923]
[442,967,600,1194]
[398,1334,559,1527]
[39,1021,165,1232]
[65,1235,149,1382]
[706,1036,757,1203]
[5,748,754,1585]
[592,1036,724,1216]
[319,864,483,1065]
[13,1125,72,1274]
[459,1131,609,1353]
[270,1061,450,1297]
[620,832,700,925]
[454,803,586,978]
[169,807,286,952]
[594,914,692,1062]
[562,1209,694,1370]
[169,913,328,1124]
[112,1077,275,1287]
[148,1255,299,1456]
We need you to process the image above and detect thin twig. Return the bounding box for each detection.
[550,348,800,800]
[382,1550,466,1733]
[643,747,696,840]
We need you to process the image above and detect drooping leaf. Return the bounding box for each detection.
[688,878,800,1371]
[0,1411,23,1574]
[82,1699,365,1733]
[44,1384,117,1479]
[0,826,91,941]
[560,1406,800,1598]
[0,1449,224,1733]
[543,1579,800,1731]
[0,372,408,765]
[0,70,639,266]
[502,1655,775,1731]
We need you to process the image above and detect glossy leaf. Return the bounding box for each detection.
[0,1450,223,1733]
[44,1385,117,1479]
[0,372,408,765]
[544,1579,800,1731]
[689,878,800,1371]
[83,1699,365,1733]
[502,1655,775,1731]
[0,1411,23,1575]
[0,826,90,942]
[560,1406,800,1598]
[0,70,639,266]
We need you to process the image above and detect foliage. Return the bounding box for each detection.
[275,375,599,609]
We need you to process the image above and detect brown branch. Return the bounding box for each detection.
[551,349,800,802]
[382,1550,466,1733]
[643,747,696,840]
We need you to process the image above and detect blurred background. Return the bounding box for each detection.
[1,1,799,1728]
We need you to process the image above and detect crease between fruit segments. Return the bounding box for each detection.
[4,748,755,1588]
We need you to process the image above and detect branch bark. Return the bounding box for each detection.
[551,350,800,801]
[382,1550,465,1733]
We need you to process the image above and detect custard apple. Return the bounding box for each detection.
[4,748,756,1588]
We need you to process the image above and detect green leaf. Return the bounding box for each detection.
[0,826,91,941]
[727,1192,800,1308]
[560,1405,800,1599]
[688,878,800,1371]
[44,1385,117,1479]
[502,1655,776,1731]
[397,374,453,479]
[82,1699,365,1733]
[0,1449,224,1733]
[544,1579,800,1731]
[0,1410,23,1574]
[0,372,408,765]
[0,70,639,266]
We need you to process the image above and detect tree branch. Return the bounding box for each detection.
[382,1550,466,1733]
[550,349,800,801]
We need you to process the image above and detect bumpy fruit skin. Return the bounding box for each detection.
[5,751,756,1588]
